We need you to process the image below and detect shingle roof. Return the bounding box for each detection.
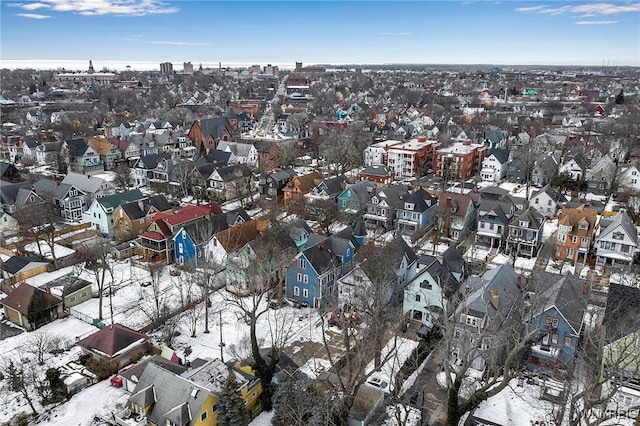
[2,282,61,316]
[603,283,640,345]
[598,210,638,245]
[97,189,144,210]
[536,272,590,334]
[76,323,149,358]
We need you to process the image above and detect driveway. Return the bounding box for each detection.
[0,319,24,340]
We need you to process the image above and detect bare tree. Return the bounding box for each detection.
[4,357,38,415]
[275,140,302,169]
[77,238,115,321]
[17,198,63,269]
[25,332,56,365]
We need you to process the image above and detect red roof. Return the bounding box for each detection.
[139,231,165,241]
[76,323,148,358]
[2,282,61,315]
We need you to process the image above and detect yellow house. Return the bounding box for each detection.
[116,359,262,426]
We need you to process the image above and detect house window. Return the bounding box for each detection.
[200,412,207,422]
[294,286,299,296]
[297,258,306,269]
[303,289,308,298]
[296,273,302,282]
[572,236,577,243]
[480,222,485,229]
[178,243,183,254]
[68,296,76,303]
[621,244,630,253]
[415,294,421,302]
[612,231,624,240]
[535,198,539,204]
[551,334,559,345]
[420,280,432,290]
[542,334,549,345]
[453,329,461,339]
[547,199,551,206]
[303,275,309,284]
[81,291,87,297]
[564,336,573,348]
[465,316,478,327]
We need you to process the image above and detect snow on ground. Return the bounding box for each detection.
[24,241,75,260]
[542,218,558,241]
[384,404,421,425]
[471,379,557,425]
[365,337,418,393]
[249,410,275,426]
[545,258,575,276]
[514,256,537,274]
[298,357,333,380]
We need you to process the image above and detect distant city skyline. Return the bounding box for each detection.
[1,1,639,70]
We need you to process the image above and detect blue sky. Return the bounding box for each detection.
[1,1,639,70]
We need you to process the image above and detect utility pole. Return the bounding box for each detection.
[219,310,225,362]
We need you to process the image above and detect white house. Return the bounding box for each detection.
[480,149,509,182]
[618,163,640,193]
[0,211,19,238]
[84,190,144,236]
[558,157,587,181]
[363,140,401,167]
[595,210,639,268]
[529,185,566,218]
[217,141,259,169]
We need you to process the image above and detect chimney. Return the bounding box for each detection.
[516,276,522,289]
[490,289,500,310]
[319,242,324,250]
[46,285,51,295]
[585,200,591,207]
[464,285,471,297]
[582,281,589,295]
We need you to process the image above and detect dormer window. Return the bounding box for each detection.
[519,221,529,227]
[404,202,414,210]
[372,198,379,204]
[578,221,588,231]
[612,231,624,240]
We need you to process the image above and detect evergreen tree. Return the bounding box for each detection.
[272,372,329,426]
[217,371,250,426]
[27,291,48,330]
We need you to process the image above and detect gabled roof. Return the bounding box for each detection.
[96,189,144,211]
[436,192,473,218]
[319,174,349,196]
[137,153,172,170]
[76,323,149,358]
[360,165,392,176]
[65,138,91,157]
[372,184,409,208]
[176,214,228,246]
[487,148,510,164]
[290,171,323,193]
[129,363,211,426]
[215,220,259,253]
[2,282,61,316]
[119,195,172,220]
[1,256,48,275]
[531,184,565,203]
[597,210,638,245]
[511,208,545,230]
[535,272,590,334]
[302,239,342,275]
[399,189,436,213]
[0,181,32,205]
[558,205,598,236]
[61,172,112,193]
[197,116,238,140]
[441,246,469,282]
[341,181,375,203]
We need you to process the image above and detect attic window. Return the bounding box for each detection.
[578,221,588,230]
[612,231,624,240]
[420,280,432,290]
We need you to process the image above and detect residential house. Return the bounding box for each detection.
[506,208,546,257]
[451,262,524,372]
[618,162,640,193]
[34,141,63,168]
[594,210,639,268]
[337,181,375,216]
[363,184,409,229]
[132,153,172,188]
[0,210,19,236]
[504,156,529,184]
[304,174,349,215]
[206,219,261,267]
[207,163,254,203]
[395,188,438,235]
[480,149,510,182]
[258,169,296,203]
[0,181,45,214]
[85,189,145,236]
[363,140,402,167]
[112,195,173,242]
[76,324,150,370]
[172,214,229,267]
[359,165,395,185]
[529,185,566,218]
[403,249,464,332]
[434,141,486,181]
[475,196,516,251]
[0,161,19,182]
[116,358,261,426]
[283,170,322,211]
[525,272,590,374]
[336,238,418,311]
[89,137,121,171]
[555,205,598,265]
[286,239,342,308]
[2,282,63,330]
[531,153,560,187]
[217,141,259,169]
[62,138,104,175]
[33,178,87,221]
[108,138,140,167]
[558,153,588,182]
[61,172,116,206]
[482,128,508,150]
[585,154,617,194]
[435,192,477,242]
[602,283,640,415]
[135,202,223,264]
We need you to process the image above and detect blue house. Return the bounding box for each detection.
[395,188,438,235]
[172,215,228,267]
[337,181,374,216]
[525,272,591,374]
[285,239,342,308]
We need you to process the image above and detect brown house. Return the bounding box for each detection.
[187,110,240,153]
[112,195,173,242]
[283,171,323,211]
[2,282,63,330]
[76,323,150,370]
[555,204,598,265]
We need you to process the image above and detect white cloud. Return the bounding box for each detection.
[14,0,178,16]
[516,2,640,16]
[149,40,212,46]
[575,20,619,24]
[17,13,52,19]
